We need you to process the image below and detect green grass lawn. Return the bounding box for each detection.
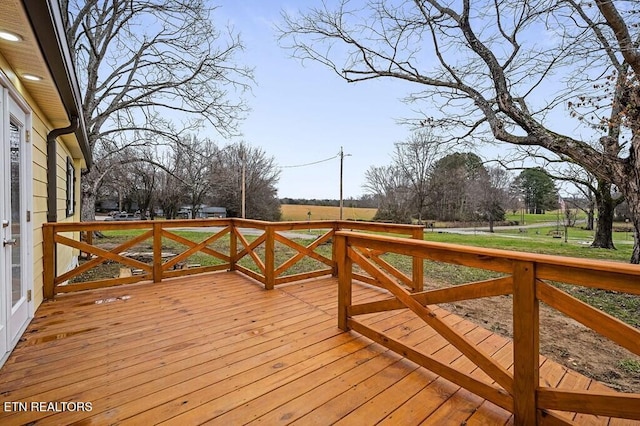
[99,222,634,267]
[97,229,332,276]
[99,221,635,263]
[423,228,634,262]
[419,227,638,328]
[503,210,586,225]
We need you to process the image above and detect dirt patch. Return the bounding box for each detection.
[69,261,122,283]
[440,293,640,393]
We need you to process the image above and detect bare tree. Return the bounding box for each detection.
[363,130,445,223]
[427,152,486,221]
[154,168,182,220]
[469,166,511,232]
[211,142,281,221]
[96,155,130,212]
[363,164,414,223]
[393,129,445,222]
[280,1,640,262]
[122,152,158,220]
[553,167,623,249]
[172,136,219,219]
[62,0,253,221]
[502,152,620,248]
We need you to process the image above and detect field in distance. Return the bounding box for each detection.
[280,204,377,221]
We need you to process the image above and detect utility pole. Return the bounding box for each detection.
[241,148,246,219]
[339,147,351,220]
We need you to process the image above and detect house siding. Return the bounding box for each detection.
[0,54,85,309]
[33,114,83,308]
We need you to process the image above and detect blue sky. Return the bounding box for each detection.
[210,2,618,201]
[215,1,424,200]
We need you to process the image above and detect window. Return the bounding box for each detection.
[66,157,75,217]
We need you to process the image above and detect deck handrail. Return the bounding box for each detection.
[42,218,424,298]
[334,230,640,425]
[42,219,640,423]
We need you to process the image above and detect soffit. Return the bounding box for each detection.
[0,0,79,142]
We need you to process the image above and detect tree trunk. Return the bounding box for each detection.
[81,190,97,222]
[625,192,640,264]
[586,207,594,231]
[591,183,616,249]
[80,168,98,222]
[632,218,640,264]
[592,208,615,249]
[619,170,640,263]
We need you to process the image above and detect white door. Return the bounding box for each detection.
[1,93,30,356]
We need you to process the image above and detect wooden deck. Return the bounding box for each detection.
[0,272,635,425]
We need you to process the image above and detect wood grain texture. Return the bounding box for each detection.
[512,261,539,425]
[0,273,633,425]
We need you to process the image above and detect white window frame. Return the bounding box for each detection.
[66,157,75,217]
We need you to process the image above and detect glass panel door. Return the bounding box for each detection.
[3,95,28,349]
[9,120,21,308]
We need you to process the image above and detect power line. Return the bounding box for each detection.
[280,154,340,169]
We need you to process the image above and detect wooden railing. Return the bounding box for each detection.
[42,218,640,423]
[334,231,640,425]
[42,218,424,298]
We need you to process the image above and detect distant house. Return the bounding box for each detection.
[95,198,119,213]
[200,207,227,218]
[95,198,140,214]
[0,0,91,365]
[178,205,227,219]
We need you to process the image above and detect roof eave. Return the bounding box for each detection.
[22,0,92,168]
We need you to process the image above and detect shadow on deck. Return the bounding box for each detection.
[1,272,633,425]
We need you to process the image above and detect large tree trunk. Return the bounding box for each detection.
[591,182,616,249]
[80,168,99,222]
[623,186,640,264]
[619,128,640,263]
[586,206,594,231]
[592,208,615,249]
[622,94,640,264]
[632,218,640,264]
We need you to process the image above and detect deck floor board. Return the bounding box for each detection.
[0,271,637,425]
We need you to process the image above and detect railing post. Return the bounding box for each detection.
[335,233,351,331]
[84,229,93,259]
[229,220,237,271]
[412,227,424,292]
[513,260,539,424]
[265,226,275,290]
[43,224,56,299]
[152,222,163,283]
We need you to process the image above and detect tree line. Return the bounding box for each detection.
[280,196,378,209]
[97,138,282,221]
[363,130,563,232]
[363,129,633,247]
[62,0,254,223]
